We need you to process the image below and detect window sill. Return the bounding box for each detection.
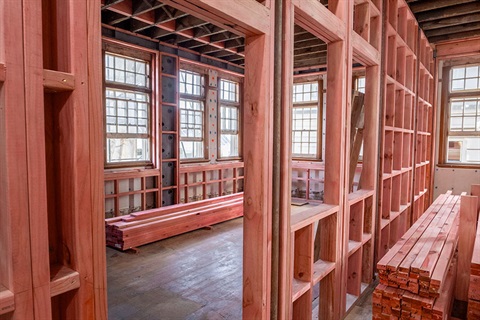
[180,158,210,165]
[436,163,480,170]
[217,157,242,162]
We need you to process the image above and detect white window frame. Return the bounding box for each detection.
[219,78,241,159]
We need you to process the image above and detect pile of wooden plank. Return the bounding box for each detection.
[374,192,461,319]
[105,193,243,250]
[468,217,480,319]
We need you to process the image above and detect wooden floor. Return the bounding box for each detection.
[107,218,243,320]
[107,215,375,319]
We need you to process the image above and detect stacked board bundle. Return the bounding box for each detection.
[468,217,480,319]
[374,191,461,319]
[105,193,243,250]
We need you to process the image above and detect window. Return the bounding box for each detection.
[356,77,366,93]
[180,70,205,159]
[443,64,480,164]
[219,79,240,158]
[104,52,151,165]
[292,82,320,158]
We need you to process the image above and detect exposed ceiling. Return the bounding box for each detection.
[100,0,327,70]
[101,0,480,71]
[406,0,480,44]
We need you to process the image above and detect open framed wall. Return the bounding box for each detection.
[376,0,435,264]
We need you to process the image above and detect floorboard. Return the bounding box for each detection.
[107,218,243,320]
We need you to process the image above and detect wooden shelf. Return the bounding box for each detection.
[43,69,75,92]
[348,240,362,256]
[348,189,375,205]
[291,204,338,232]
[50,264,80,297]
[0,285,14,315]
[312,259,336,284]
[292,278,310,302]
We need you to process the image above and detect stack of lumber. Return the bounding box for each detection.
[468,217,480,319]
[105,193,243,250]
[374,192,461,319]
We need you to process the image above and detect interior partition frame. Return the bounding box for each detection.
[159,1,276,319]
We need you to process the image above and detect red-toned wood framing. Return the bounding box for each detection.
[0,0,107,319]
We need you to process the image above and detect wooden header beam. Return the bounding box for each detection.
[293,0,345,43]
[160,0,271,37]
[352,32,381,67]
[435,36,480,58]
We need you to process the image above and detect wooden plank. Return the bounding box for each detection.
[293,0,345,43]
[0,285,14,315]
[432,256,457,320]
[161,0,270,37]
[0,0,35,318]
[352,32,381,66]
[455,195,479,301]
[88,0,109,316]
[435,37,480,58]
[23,0,52,317]
[50,265,80,297]
[471,184,480,216]
[43,69,75,92]
[242,29,273,320]
[0,63,5,82]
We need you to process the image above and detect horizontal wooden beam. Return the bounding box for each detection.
[0,63,5,83]
[352,32,380,67]
[421,12,480,31]
[160,0,271,36]
[416,2,480,23]
[409,0,476,13]
[425,21,480,38]
[43,69,75,92]
[429,28,480,44]
[0,285,14,315]
[50,265,81,297]
[435,36,480,58]
[294,0,345,43]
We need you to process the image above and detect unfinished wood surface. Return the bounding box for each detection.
[0,63,5,83]
[87,0,109,313]
[377,193,462,298]
[161,0,270,37]
[455,195,479,301]
[278,1,294,318]
[50,265,80,297]
[106,194,243,250]
[43,69,75,92]
[293,0,345,43]
[435,37,480,59]
[469,217,480,319]
[0,0,35,318]
[0,285,14,316]
[23,0,52,317]
[242,30,273,320]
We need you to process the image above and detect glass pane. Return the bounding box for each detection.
[464,100,477,115]
[466,66,479,78]
[452,79,464,91]
[463,117,476,130]
[450,101,463,115]
[450,117,462,131]
[107,138,150,163]
[452,67,465,79]
[465,78,478,90]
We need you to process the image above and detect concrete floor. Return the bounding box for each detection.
[106,217,374,319]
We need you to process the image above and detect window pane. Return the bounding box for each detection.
[466,66,479,78]
[107,138,150,163]
[291,105,318,157]
[450,117,462,131]
[452,79,464,91]
[451,101,463,115]
[447,136,480,164]
[452,67,465,79]
[179,70,204,96]
[293,82,319,103]
[105,52,150,88]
